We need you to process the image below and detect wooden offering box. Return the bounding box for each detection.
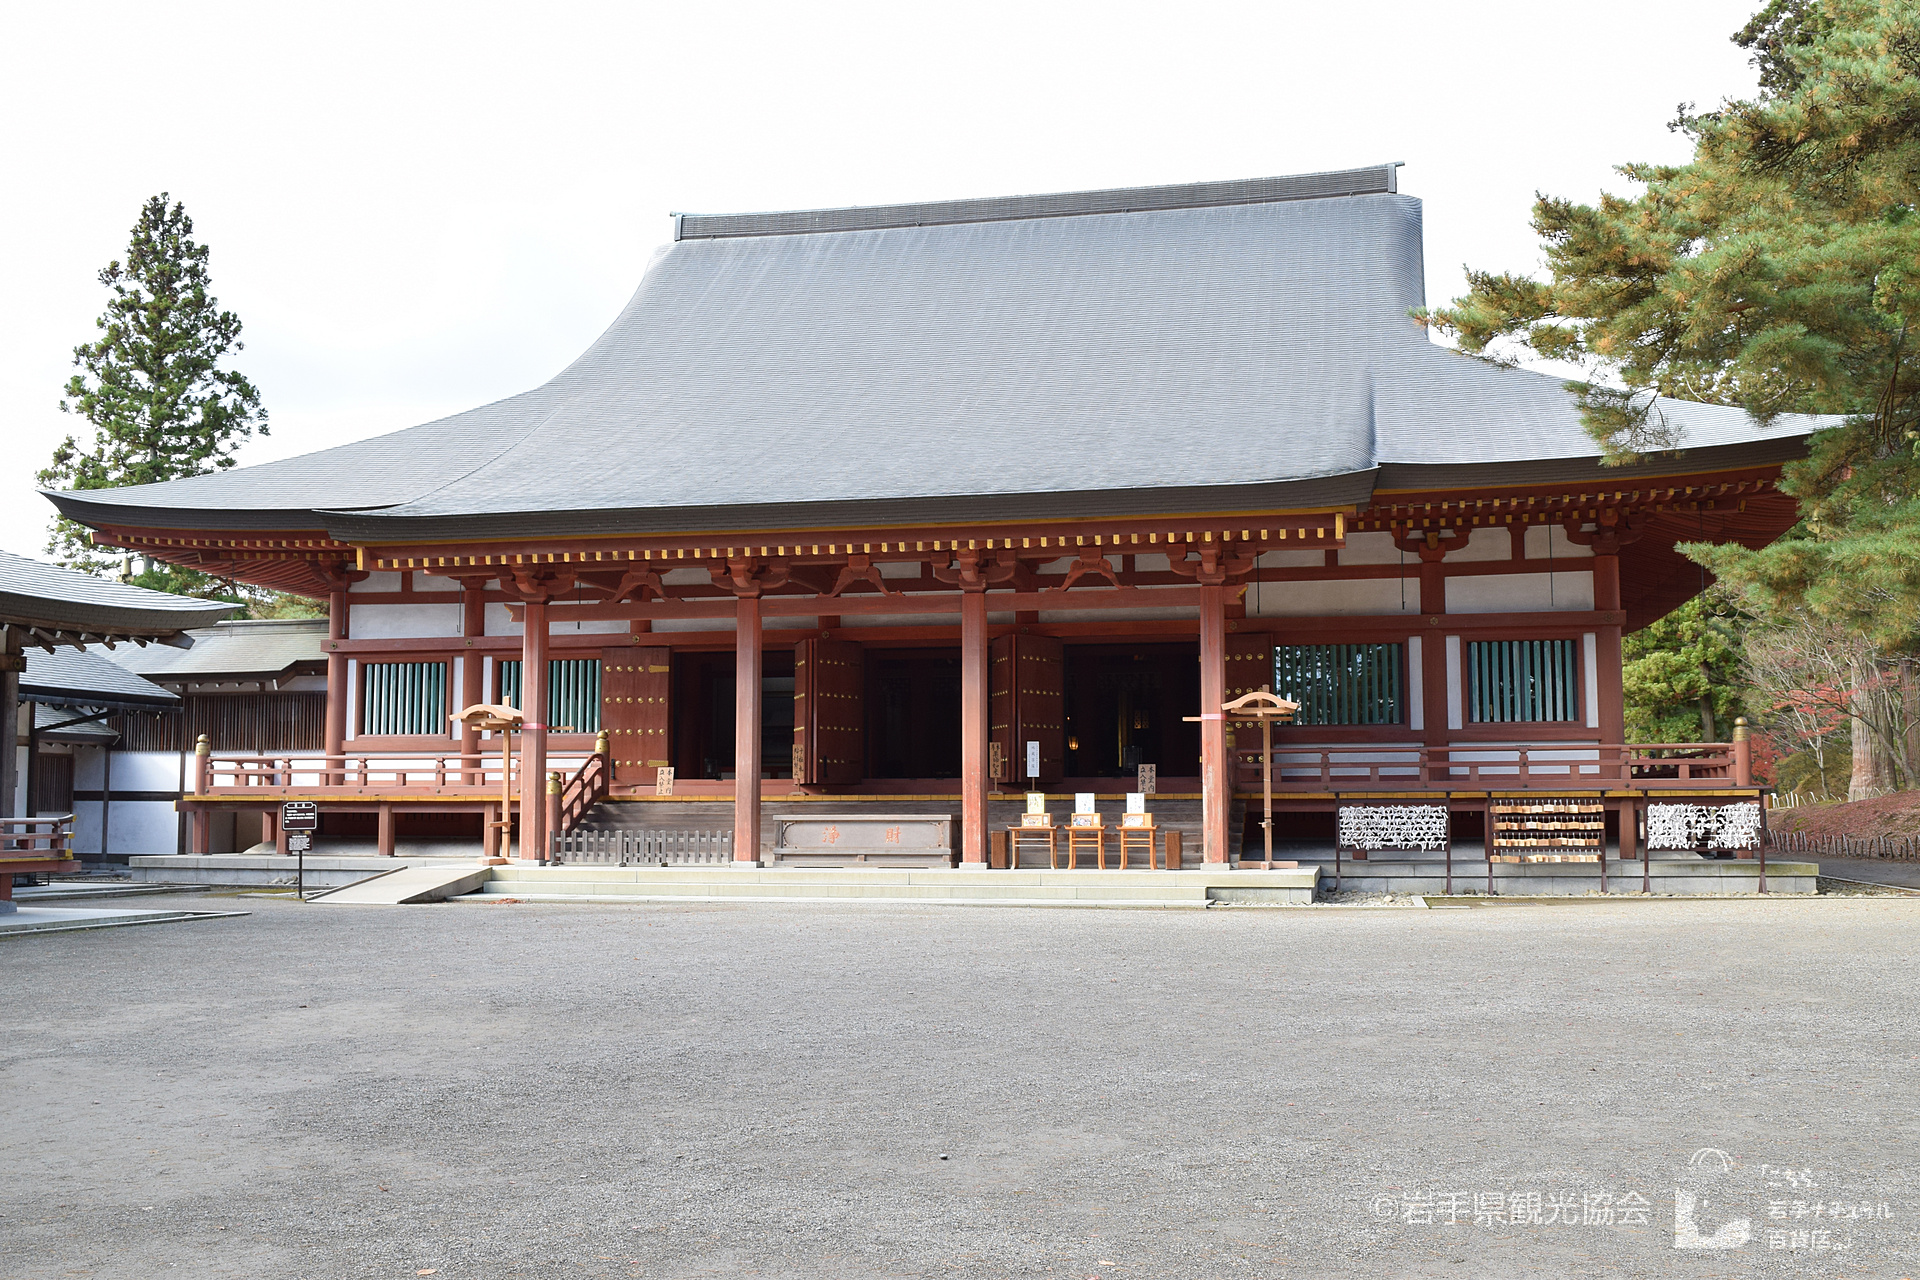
[771,814,955,868]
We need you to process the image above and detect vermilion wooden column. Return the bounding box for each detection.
[734,594,764,865]
[325,588,349,785]
[459,581,485,783]
[959,586,989,866]
[1199,583,1230,864]
[519,599,550,861]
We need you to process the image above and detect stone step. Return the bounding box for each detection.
[465,864,1317,906]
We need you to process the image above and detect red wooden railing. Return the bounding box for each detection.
[555,739,611,836]
[1,815,75,857]
[194,748,599,794]
[1232,743,1744,791]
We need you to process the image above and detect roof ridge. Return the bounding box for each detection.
[673,164,1402,241]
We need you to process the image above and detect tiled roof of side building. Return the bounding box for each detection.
[44,166,1835,542]
[109,618,328,682]
[0,550,239,636]
[22,645,180,711]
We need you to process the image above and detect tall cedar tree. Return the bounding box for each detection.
[1420,0,1920,652]
[41,195,266,594]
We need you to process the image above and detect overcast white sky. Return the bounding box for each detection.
[0,1,1767,560]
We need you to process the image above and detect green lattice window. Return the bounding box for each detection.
[361,661,448,736]
[1273,644,1403,725]
[498,658,601,733]
[1467,639,1579,723]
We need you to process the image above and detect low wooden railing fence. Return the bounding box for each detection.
[1769,828,1920,862]
[549,829,734,866]
[197,749,598,793]
[1233,743,1745,791]
[1,815,74,857]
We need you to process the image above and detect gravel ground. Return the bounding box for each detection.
[4,891,1918,1279]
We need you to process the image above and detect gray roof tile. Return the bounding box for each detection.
[45,169,1834,542]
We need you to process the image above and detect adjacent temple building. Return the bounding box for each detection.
[47,165,1816,886]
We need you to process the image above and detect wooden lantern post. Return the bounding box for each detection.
[1219,689,1298,869]
[451,703,523,865]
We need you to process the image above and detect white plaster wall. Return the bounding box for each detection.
[106,751,184,791]
[1523,525,1594,559]
[1335,532,1402,566]
[73,746,106,789]
[877,561,922,579]
[654,617,735,632]
[107,800,179,854]
[1406,635,1424,731]
[661,567,712,586]
[1256,548,1328,568]
[352,572,404,593]
[1037,607,1197,623]
[1036,557,1075,574]
[841,614,956,628]
[1446,571,1594,613]
[546,617,630,635]
[1133,553,1172,572]
[484,602,521,635]
[1445,635,1464,730]
[1445,528,1514,562]
[416,573,461,591]
[351,602,462,639]
[1584,632,1601,728]
[1249,578,1419,617]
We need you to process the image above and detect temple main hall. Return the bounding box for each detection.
[48,164,1819,893]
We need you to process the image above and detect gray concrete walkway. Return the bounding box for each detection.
[4,890,1917,1277]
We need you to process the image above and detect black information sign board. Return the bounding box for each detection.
[283,802,318,899]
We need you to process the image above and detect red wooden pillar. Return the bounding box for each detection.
[377,803,395,857]
[459,581,485,783]
[734,594,763,864]
[1199,582,1230,864]
[325,588,349,785]
[519,599,550,861]
[960,586,989,866]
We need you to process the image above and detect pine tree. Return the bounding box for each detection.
[1422,1,1920,791]
[40,194,267,588]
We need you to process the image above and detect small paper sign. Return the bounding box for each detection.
[1126,792,1146,815]
[1121,812,1151,828]
[1021,812,1052,828]
[1075,793,1095,815]
[1137,763,1157,795]
[1026,791,1046,815]
[656,766,675,796]
[1025,740,1040,778]
[1071,812,1100,828]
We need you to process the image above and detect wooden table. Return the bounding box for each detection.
[1007,823,1058,870]
[1063,821,1113,869]
[1114,818,1157,870]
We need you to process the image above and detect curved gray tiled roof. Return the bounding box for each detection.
[109,618,326,681]
[45,165,1827,541]
[22,645,179,710]
[0,550,239,636]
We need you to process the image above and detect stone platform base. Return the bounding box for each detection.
[1311,857,1817,896]
[465,864,1320,908]
[127,854,470,889]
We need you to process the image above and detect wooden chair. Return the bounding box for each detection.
[1114,813,1156,870]
[1008,813,1057,869]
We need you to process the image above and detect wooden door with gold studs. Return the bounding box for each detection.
[600,647,671,786]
